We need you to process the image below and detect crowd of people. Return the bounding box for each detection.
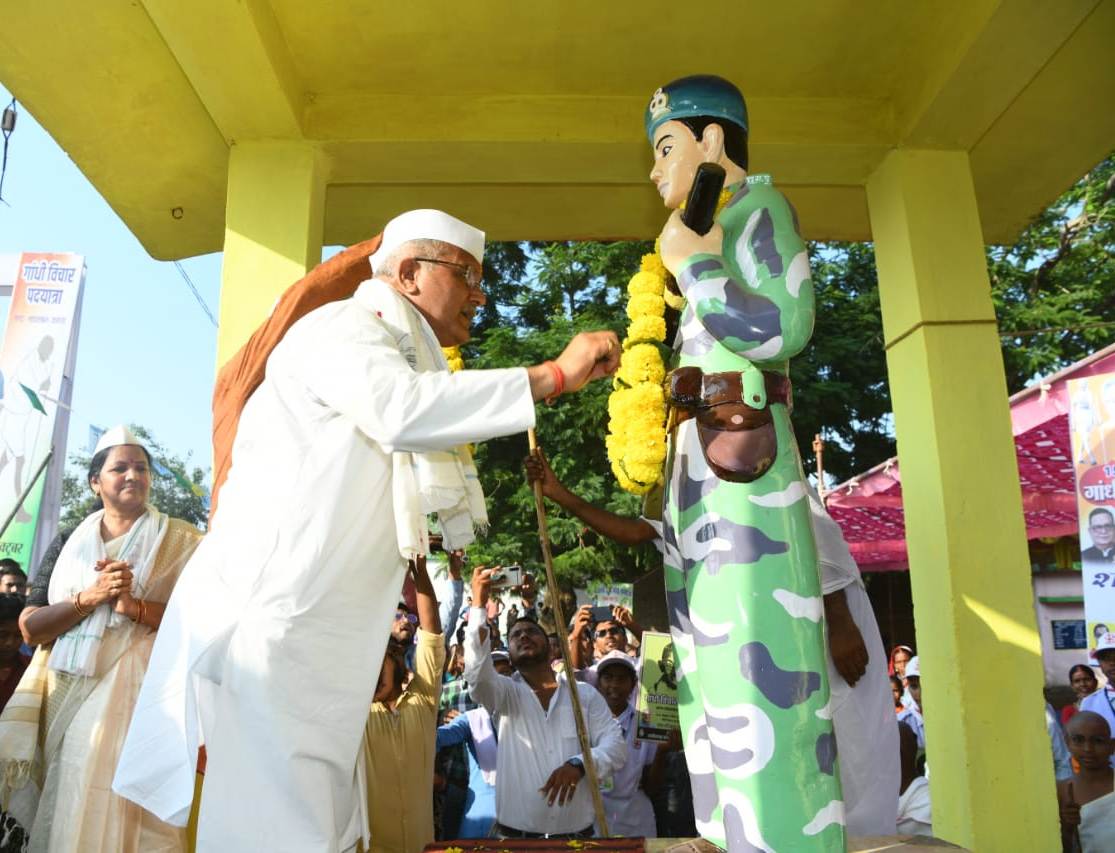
[1,427,1107,851]
[0,431,1107,852]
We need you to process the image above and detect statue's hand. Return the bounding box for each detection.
[658,209,725,276]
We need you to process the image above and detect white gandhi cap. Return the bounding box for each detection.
[93,425,145,456]
[369,209,485,273]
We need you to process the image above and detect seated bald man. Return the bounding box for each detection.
[114,209,620,853]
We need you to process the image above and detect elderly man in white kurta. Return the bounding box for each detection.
[112,210,620,853]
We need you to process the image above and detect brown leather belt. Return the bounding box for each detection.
[669,368,792,429]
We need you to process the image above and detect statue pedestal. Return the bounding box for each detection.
[424,836,967,853]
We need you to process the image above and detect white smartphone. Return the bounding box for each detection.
[489,565,523,589]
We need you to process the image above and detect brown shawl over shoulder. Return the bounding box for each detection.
[209,235,383,519]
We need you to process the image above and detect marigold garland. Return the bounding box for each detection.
[606,187,734,494]
[605,251,670,494]
[442,346,465,373]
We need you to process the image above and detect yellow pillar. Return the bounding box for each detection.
[217,141,326,367]
[866,149,1058,851]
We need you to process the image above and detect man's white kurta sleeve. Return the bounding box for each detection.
[572,687,627,778]
[289,317,535,453]
[463,606,515,715]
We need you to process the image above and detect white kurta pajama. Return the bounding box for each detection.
[113,280,536,853]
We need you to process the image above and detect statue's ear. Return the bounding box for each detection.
[699,122,726,163]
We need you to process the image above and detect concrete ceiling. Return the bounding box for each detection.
[1,0,1112,259]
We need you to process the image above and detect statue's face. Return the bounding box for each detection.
[649,119,704,210]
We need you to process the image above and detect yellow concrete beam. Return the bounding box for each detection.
[972,0,1115,243]
[867,148,1058,851]
[217,141,326,366]
[140,0,303,141]
[306,94,894,146]
[0,0,229,260]
[896,0,1097,147]
[323,182,869,245]
[898,0,1100,147]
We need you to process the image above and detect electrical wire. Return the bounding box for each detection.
[173,261,218,327]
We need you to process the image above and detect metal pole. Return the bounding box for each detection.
[526,429,610,836]
[0,449,52,541]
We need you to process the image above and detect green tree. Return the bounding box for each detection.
[465,241,656,587]
[60,424,209,530]
[991,155,1115,390]
[793,241,893,484]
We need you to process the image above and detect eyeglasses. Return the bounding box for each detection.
[414,257,483,291]
[595,626,625,638]
[395,610,418,624]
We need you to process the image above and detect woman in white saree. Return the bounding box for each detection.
[0,426,202,853]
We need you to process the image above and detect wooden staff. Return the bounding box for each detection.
[812,433,826,503]
[526,428,610,837]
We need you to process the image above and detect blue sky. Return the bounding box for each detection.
[0,83,347,486]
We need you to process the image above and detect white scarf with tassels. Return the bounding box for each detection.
[353,278,488,557]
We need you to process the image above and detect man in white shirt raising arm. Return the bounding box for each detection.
[464,567,626,839]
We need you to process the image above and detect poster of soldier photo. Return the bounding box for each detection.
[635,630,679,743]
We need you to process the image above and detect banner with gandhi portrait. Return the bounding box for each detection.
[0,252,85,572]
[1068,372,1115,659]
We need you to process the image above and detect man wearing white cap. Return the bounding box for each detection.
[113,209,619,853]
[897,656,925,750]
[1081,632,1115,767]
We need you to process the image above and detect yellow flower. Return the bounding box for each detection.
[640,252,667,276]
[626,315,667,344]
[607,245,678,494]
[627,292,666,321]
[628,270,664,297]
[616,343,665,387]
[442,346,465,373]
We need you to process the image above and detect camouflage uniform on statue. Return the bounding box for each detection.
[648,76,845,851]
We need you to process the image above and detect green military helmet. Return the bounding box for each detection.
[644,74,749,142]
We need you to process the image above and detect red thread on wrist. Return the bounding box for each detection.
[544,361,565,405]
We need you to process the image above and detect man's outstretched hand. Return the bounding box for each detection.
[555,330,620,392]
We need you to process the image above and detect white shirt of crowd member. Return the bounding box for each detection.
[463,567,626,836]
[592,650,662,837]
[1081,632,1115,768]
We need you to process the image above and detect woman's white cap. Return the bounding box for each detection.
[93,425,144,456]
